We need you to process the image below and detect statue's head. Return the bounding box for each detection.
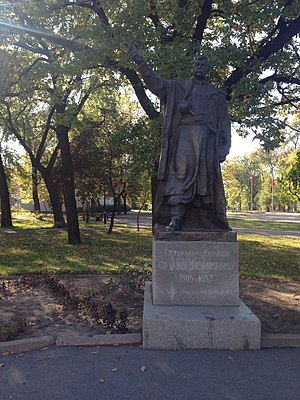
[193,54,210,79]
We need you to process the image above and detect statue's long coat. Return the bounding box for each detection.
[138,62,231,229]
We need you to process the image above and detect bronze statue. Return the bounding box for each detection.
[128,45,231,231]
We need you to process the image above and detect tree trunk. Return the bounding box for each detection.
[137,199,146,232]
[117,197,121,215]
[122,193,127,214]
[56,123,80,244]
[107,207,115,234]
[32,166,41,212]
[83,200,90,223]
[103,192,107,224]
[151,175,158,227]
[91,198,96,217]
[0,152,13,227]
[42,173,66,228]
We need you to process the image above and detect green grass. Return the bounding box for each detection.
[1,213,299,280]
[0,228,152,276]
[238,234,299,280]
[10,213,54,230]
[228,217,300,231]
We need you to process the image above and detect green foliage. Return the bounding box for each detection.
[286,149,300,200]
[223,142,300,212]
[11,154,49,205]
[0,227,152,276]
[0,0,299,150]
[72,86,159,210]
[0,0,300,219]
[239,234,300,280]
[222,151,263,210]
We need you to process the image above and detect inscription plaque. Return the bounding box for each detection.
[152,239,239,306]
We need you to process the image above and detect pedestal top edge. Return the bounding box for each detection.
[153,226,237,242]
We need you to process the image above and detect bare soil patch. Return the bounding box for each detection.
[1,275,300,342]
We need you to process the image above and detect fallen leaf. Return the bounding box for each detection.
[140,365,146,373]
[0,364,5,368]
[227,356,235,360]
[111,367,118,372]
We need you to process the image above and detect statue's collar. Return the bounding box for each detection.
[192,77,207,85]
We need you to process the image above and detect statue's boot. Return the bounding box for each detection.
[166,205,186,232]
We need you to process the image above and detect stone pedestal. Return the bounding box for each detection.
[142,230,261,350]
[152,238,239,306]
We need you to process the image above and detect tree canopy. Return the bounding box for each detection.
[1,0,299,150]
[0,0,299,230]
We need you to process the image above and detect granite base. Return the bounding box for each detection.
[143,282,261,350]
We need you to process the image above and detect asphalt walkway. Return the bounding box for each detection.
[112,212,300,237]
[1,346,300,400]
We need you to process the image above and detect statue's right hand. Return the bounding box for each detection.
[126,43,144,64]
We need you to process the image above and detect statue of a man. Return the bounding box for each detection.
[128,45,231,231]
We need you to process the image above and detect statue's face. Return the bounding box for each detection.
[193,57,209,79]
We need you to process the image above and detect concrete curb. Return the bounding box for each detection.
[56,333,142,347]
[261,334,300,348]
[0,335,56,354]
[1,333,300,354]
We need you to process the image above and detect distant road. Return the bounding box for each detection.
[113,212,300,237]
[229,212,300,223]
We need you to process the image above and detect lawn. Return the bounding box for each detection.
[0,227,152,276]
[228,217,300,232]
[238,234,299,279]
[1,213,299,280]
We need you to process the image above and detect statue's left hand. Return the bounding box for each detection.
[218,146,229,163]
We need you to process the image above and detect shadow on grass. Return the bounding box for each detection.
[0,228,152,276]
[239,235,300,279]
[1,228,299,280]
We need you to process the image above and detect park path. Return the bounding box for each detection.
[112,212,300,237]
[1,346,300,400]
[1,212,299,237]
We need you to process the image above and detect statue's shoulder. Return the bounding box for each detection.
[216,88,227,97]
[171,77,185,87]
[207,82,225,95]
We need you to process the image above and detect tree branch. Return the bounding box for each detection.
[260,74,300,86]
[224,12,300,97]
[0,19,80,51]
[119,66,159,119]
[193,0,213,43]
[148,0,161,29]
[285,123,300,133]
[15,40,50,57]
[0,100,34,159]
[64,0,109,26]
[47,144,60,172]
[74,85,93,117]
[178,0,188,7]
[273,97,300,107]
[36,105,57,163]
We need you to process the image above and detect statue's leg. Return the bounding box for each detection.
[166,204,186,231]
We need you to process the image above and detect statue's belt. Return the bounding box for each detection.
[179,117,217,133]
